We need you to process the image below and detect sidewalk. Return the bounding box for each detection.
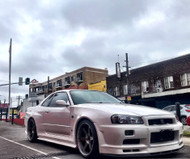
[184,125,190,132]
[183,137,190,145]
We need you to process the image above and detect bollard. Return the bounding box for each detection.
[5,108,8,122]
[0,108,2,120]
[176,102,181,122]
[11,108,14,125]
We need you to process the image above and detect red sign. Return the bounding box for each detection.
[30,79,39,84]
[20,112,26,118]
[0,103,8,108]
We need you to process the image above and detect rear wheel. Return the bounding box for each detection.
[27,118,37,142]
[77,120,99,159]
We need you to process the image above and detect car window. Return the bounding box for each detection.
[163,106,171,111]
[41,94,54,107]
[185,105,190,109]
[70,90,121,105]
[170,106,176,111]
[49,92,70,107]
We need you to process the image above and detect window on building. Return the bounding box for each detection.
[164,76,174,89]
[131,84,138,94]
[114,86,120,96]
[155,80,163,92]
[57,79,62,86]
[141,81,149,93]
[71,76,74,81]
[48,83,52,89]
[77,72,83,81]
[65,77,70,84]
[123,85,128,95]
[181,73,190,86]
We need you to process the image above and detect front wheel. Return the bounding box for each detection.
[27,118,38,142]
[181,116,187,125]
[77,120,99,159]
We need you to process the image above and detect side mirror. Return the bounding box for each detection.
[56,100,69,107]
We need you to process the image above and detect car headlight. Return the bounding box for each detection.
[111,114,144,124]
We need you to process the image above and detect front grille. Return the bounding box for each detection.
[148,118,173,125]
[151,130,175,143]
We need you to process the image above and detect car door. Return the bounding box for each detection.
[43,92,71,136]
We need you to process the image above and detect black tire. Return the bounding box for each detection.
[76,120,99,159]
[181,116,187,125]
[27,118,38,142]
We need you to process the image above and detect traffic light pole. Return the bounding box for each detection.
[0,82,20,87]
[8,38,12,120]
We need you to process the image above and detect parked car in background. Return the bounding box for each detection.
[25,90,184,158]
[162,104,190,125]
[187,116,190,126]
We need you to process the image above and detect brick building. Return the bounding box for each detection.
[107,54,190,108]
[30,67,108,97]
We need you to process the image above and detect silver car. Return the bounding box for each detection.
[163,104,190,125]
[25,90,184,158]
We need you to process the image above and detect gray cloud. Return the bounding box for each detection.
[1,0,190,100]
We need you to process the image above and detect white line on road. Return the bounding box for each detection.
[0,136,61,159]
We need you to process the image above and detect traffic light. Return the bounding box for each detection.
[25,78,30,85]
[18,77,23,86]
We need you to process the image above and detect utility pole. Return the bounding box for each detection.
[47,76,50,96]
[8,38,12,119]
[16,96,21,106]
[124,53,131,103]
[125,53,129,95]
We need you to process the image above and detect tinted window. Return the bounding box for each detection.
[41,94,54,106]
[49,92,70,107]
[163,106,171,111]
[170,106,176,111]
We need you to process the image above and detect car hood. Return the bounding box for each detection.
[77,103,172,117]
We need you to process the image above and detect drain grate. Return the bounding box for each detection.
[11,152,69,159]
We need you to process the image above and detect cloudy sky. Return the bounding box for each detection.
[0,0,190,105]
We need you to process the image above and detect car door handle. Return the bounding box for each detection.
[45,111,49,113]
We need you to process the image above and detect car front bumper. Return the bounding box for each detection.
[96,122,184,156]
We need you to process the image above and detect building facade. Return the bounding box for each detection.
[107,54,190,108]
[30,67,108,98]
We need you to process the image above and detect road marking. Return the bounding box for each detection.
[0,136,61,159]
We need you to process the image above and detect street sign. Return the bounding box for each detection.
[127,96,131,101]
[30,79,39,84]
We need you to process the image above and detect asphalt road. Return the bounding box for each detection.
[0,121,189,159]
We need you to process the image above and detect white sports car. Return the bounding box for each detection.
[25,90,184,158]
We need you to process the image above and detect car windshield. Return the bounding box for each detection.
[70,90,121,105]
